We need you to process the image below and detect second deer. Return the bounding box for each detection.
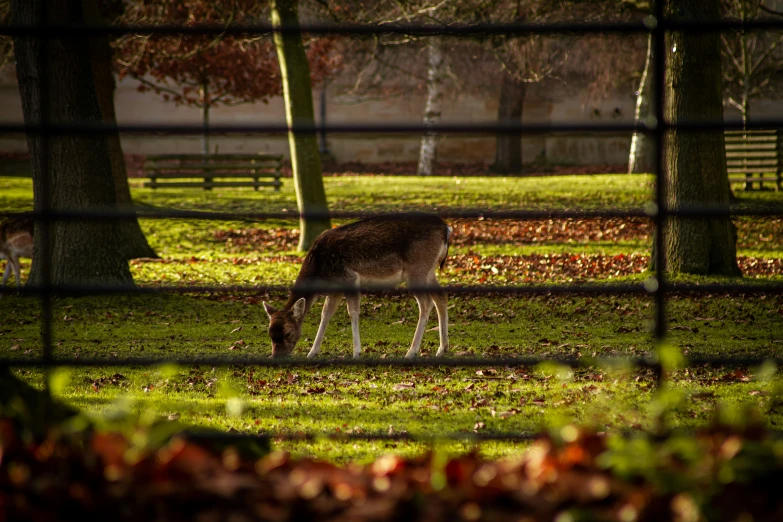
[263,214,451,359]
[0,218,34,293]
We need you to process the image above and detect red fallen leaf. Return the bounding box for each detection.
[91,432,130,468]
[721,369,751,382]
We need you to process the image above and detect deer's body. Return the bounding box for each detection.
[0,218,34,292]
[263,214,451,359]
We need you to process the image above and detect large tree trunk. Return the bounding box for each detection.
[417,37,445,177]
[628,33,655,174]
[84,0,158,260]
[271,0,331,251]
[13,0,134,287]
[201,79,211,156]
[491,73,525,174]
[658,0,741,276]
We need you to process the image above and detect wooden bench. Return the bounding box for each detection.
[143,154,283,191]
[725,130,782,191]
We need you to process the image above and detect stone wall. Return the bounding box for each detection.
[0,68,778,166]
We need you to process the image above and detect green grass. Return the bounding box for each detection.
[1,171,782,463]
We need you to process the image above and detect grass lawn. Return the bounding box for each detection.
[1,172,782,463]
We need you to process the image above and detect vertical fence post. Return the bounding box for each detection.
[652,0,668,389]
[37,0,54,418]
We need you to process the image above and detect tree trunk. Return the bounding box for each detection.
[12,0,134,287]
[417,37,445,176]
[739,28,753,192]
[628,33,656,174]
[271,0,331,252]
[658,0,741,276]
[491,73,525,174]
[201,79,210,156]
[84,0,158,260]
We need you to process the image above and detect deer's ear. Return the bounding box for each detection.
[292,297,306,319]
[262,301,277,319]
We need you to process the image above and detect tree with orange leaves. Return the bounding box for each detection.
[114,0,339,155]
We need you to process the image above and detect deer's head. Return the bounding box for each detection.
[263,298,306,358]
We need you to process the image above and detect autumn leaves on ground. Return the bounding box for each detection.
[1,173,783,466]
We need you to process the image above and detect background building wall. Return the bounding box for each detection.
[0,68,777,166]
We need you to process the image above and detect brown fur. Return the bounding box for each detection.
[1,218,34,291]
[0,218,34,242]
[263,214,451,359]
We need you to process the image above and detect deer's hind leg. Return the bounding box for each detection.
[345,293,362,359]
[404,269,435,359]
[430,277,449,357]
[404,292,433,359]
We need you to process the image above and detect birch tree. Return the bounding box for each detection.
[312,0,468,176]
[417,36,446,176]
[628,33,655,173]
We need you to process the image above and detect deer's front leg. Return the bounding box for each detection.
[405,294,434,359]
[307,294,343,359]
[345,293,362,359]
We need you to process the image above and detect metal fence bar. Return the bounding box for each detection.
[33,1,55,419]
[2,206,783,222]
[186,432,543,443]
[1,356,780,369]
[2,119,783,135]
[651,2,667,386]
[184,427,783,444]
[2,17,783,37]
[7,281,783,297]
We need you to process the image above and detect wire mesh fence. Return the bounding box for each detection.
[1,4,783,445]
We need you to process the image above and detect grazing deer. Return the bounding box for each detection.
[0,218,34,292]
[263,214,451,359]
